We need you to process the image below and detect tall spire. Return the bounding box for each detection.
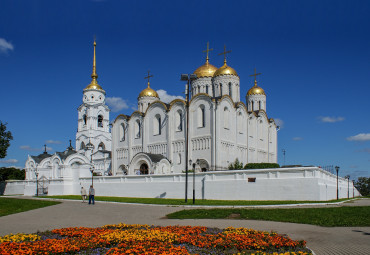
[85,39,103,91]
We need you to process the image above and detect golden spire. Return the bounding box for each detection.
[218,45,232,65]
[203,42,213,64]
[85,39,103,91]
[250,68,262,86]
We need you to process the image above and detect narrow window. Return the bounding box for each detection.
[206,85,209,94]
[229,83,232,97]
[98,115,103,127]
[83,114,87,125]
[98,142,105,151]
[120,123,125,141]
[135,120,141,138]
[224,107,229,129]
[198,105,205,127]
[220,84,223,96]
[80,142,85,150]
[176,110,183,131]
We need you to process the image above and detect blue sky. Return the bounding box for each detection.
[0,0,369,179]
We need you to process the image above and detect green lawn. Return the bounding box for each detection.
[0,197,60,217]
[166,206,370,227]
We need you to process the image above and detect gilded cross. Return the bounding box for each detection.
[203,42,213,62]
[144,70,153,84]
[44,144,47,153]
[250,68,261,83]
[218,45,232,63]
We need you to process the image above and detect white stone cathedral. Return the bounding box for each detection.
[111,45,278,175]
[24,42,277,184]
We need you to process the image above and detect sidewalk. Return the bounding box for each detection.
[0,197,369,254]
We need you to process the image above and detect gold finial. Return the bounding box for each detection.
[144,70,153,87]
[218,45,231,65]
[250,68,261,86]
[203,42,213,64]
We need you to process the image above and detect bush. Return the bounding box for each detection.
[354,177,370,196]
[0,167,25,181]
[243,163,280,169]
[228,158,244,170]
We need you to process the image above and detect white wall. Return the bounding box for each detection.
[5,167,361,201]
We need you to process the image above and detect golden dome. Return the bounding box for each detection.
[247,80,265,96]
[139,82,159,98]
[194,61,218,78]
[213,63,238,77]
[85,81,104,91]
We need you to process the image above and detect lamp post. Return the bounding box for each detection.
[35,168,39,197]
[347,175,350,199]
[335,166,339,200]
[181,73,197,203]
[86,140,94,187]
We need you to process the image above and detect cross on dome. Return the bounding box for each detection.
[250,68,262,85]
[218,45,232,64]
[203,42,213,63]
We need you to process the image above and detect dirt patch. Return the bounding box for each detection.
[227,213,241,219]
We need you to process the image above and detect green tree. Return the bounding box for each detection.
[354,177,370,196]
[228,158,244,170]
[0,167,25,181]
[0,121,13,159]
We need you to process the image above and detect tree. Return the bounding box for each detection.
[354,177,370,197]
[0,167,25,181]
[228,158,244,170]
[0,121,13,159]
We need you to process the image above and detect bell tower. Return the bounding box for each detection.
[76,40,112,153]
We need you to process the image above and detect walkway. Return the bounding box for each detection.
[0,197,369,255]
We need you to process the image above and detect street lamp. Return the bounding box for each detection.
[189,159,200,204]
[35,167,39,197]
[335,166,339,200]
[282,149,286,166]
[86,140,94,187]
[181,73,197,203]
[347,175,350,199]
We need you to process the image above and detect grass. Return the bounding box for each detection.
[166,206,370,227]
[40,195,352,206]
[0,197,60,217]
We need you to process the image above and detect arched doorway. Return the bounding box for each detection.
[140,163,149,175]
[199,159,209,172]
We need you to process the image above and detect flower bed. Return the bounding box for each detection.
[0,223,311,254]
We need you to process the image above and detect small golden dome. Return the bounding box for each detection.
[194,61,218,78]
[139,82,159,98]
[247,80,265,96]
[213,63,238,77]
[85,81,104,91]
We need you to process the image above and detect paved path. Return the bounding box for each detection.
[0,197,369,255]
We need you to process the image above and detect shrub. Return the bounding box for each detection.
[244,163,280,169]
[228,158,244,170]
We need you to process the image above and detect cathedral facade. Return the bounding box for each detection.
[111,45,278,175]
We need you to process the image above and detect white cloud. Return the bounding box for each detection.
[20,145,52,152]
[0,159,18,164]
[45,140,62,144]
[347,133,370,142]
[318,116,345,123]
[274,118,284,128]
[157,89,184,104]
[292,137,303,141]
[106,97,129,112]
[0,38,14,54]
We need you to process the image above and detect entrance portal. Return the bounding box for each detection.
[140,163,149,175]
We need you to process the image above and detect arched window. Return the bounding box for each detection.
[98,115,103,127]
[153,114,161,135]
[98,142,105,151]
[83,114,87,125]
[206,85,209,94]
[224,107,229,129]
[135,120,141,138]
[80,142,85,150]
[176,110,183,131]
[228,83,232,97]
[212,84,215,97]
[220,84,223,96]
[177,153,181,164]
[237,112,243,133]
[198,85,200,93]
[259,101,262,110]
[251,101,255,111]
[120,123,125,141]
[198,105,205,128]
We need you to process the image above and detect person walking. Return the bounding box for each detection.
[88,185,95,205]
[80,187,87,203]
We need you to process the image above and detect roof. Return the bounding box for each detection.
[56,149,78,160]
[30,152,52,164]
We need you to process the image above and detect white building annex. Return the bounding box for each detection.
[4,41,359,201]
[112,45,278,176]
